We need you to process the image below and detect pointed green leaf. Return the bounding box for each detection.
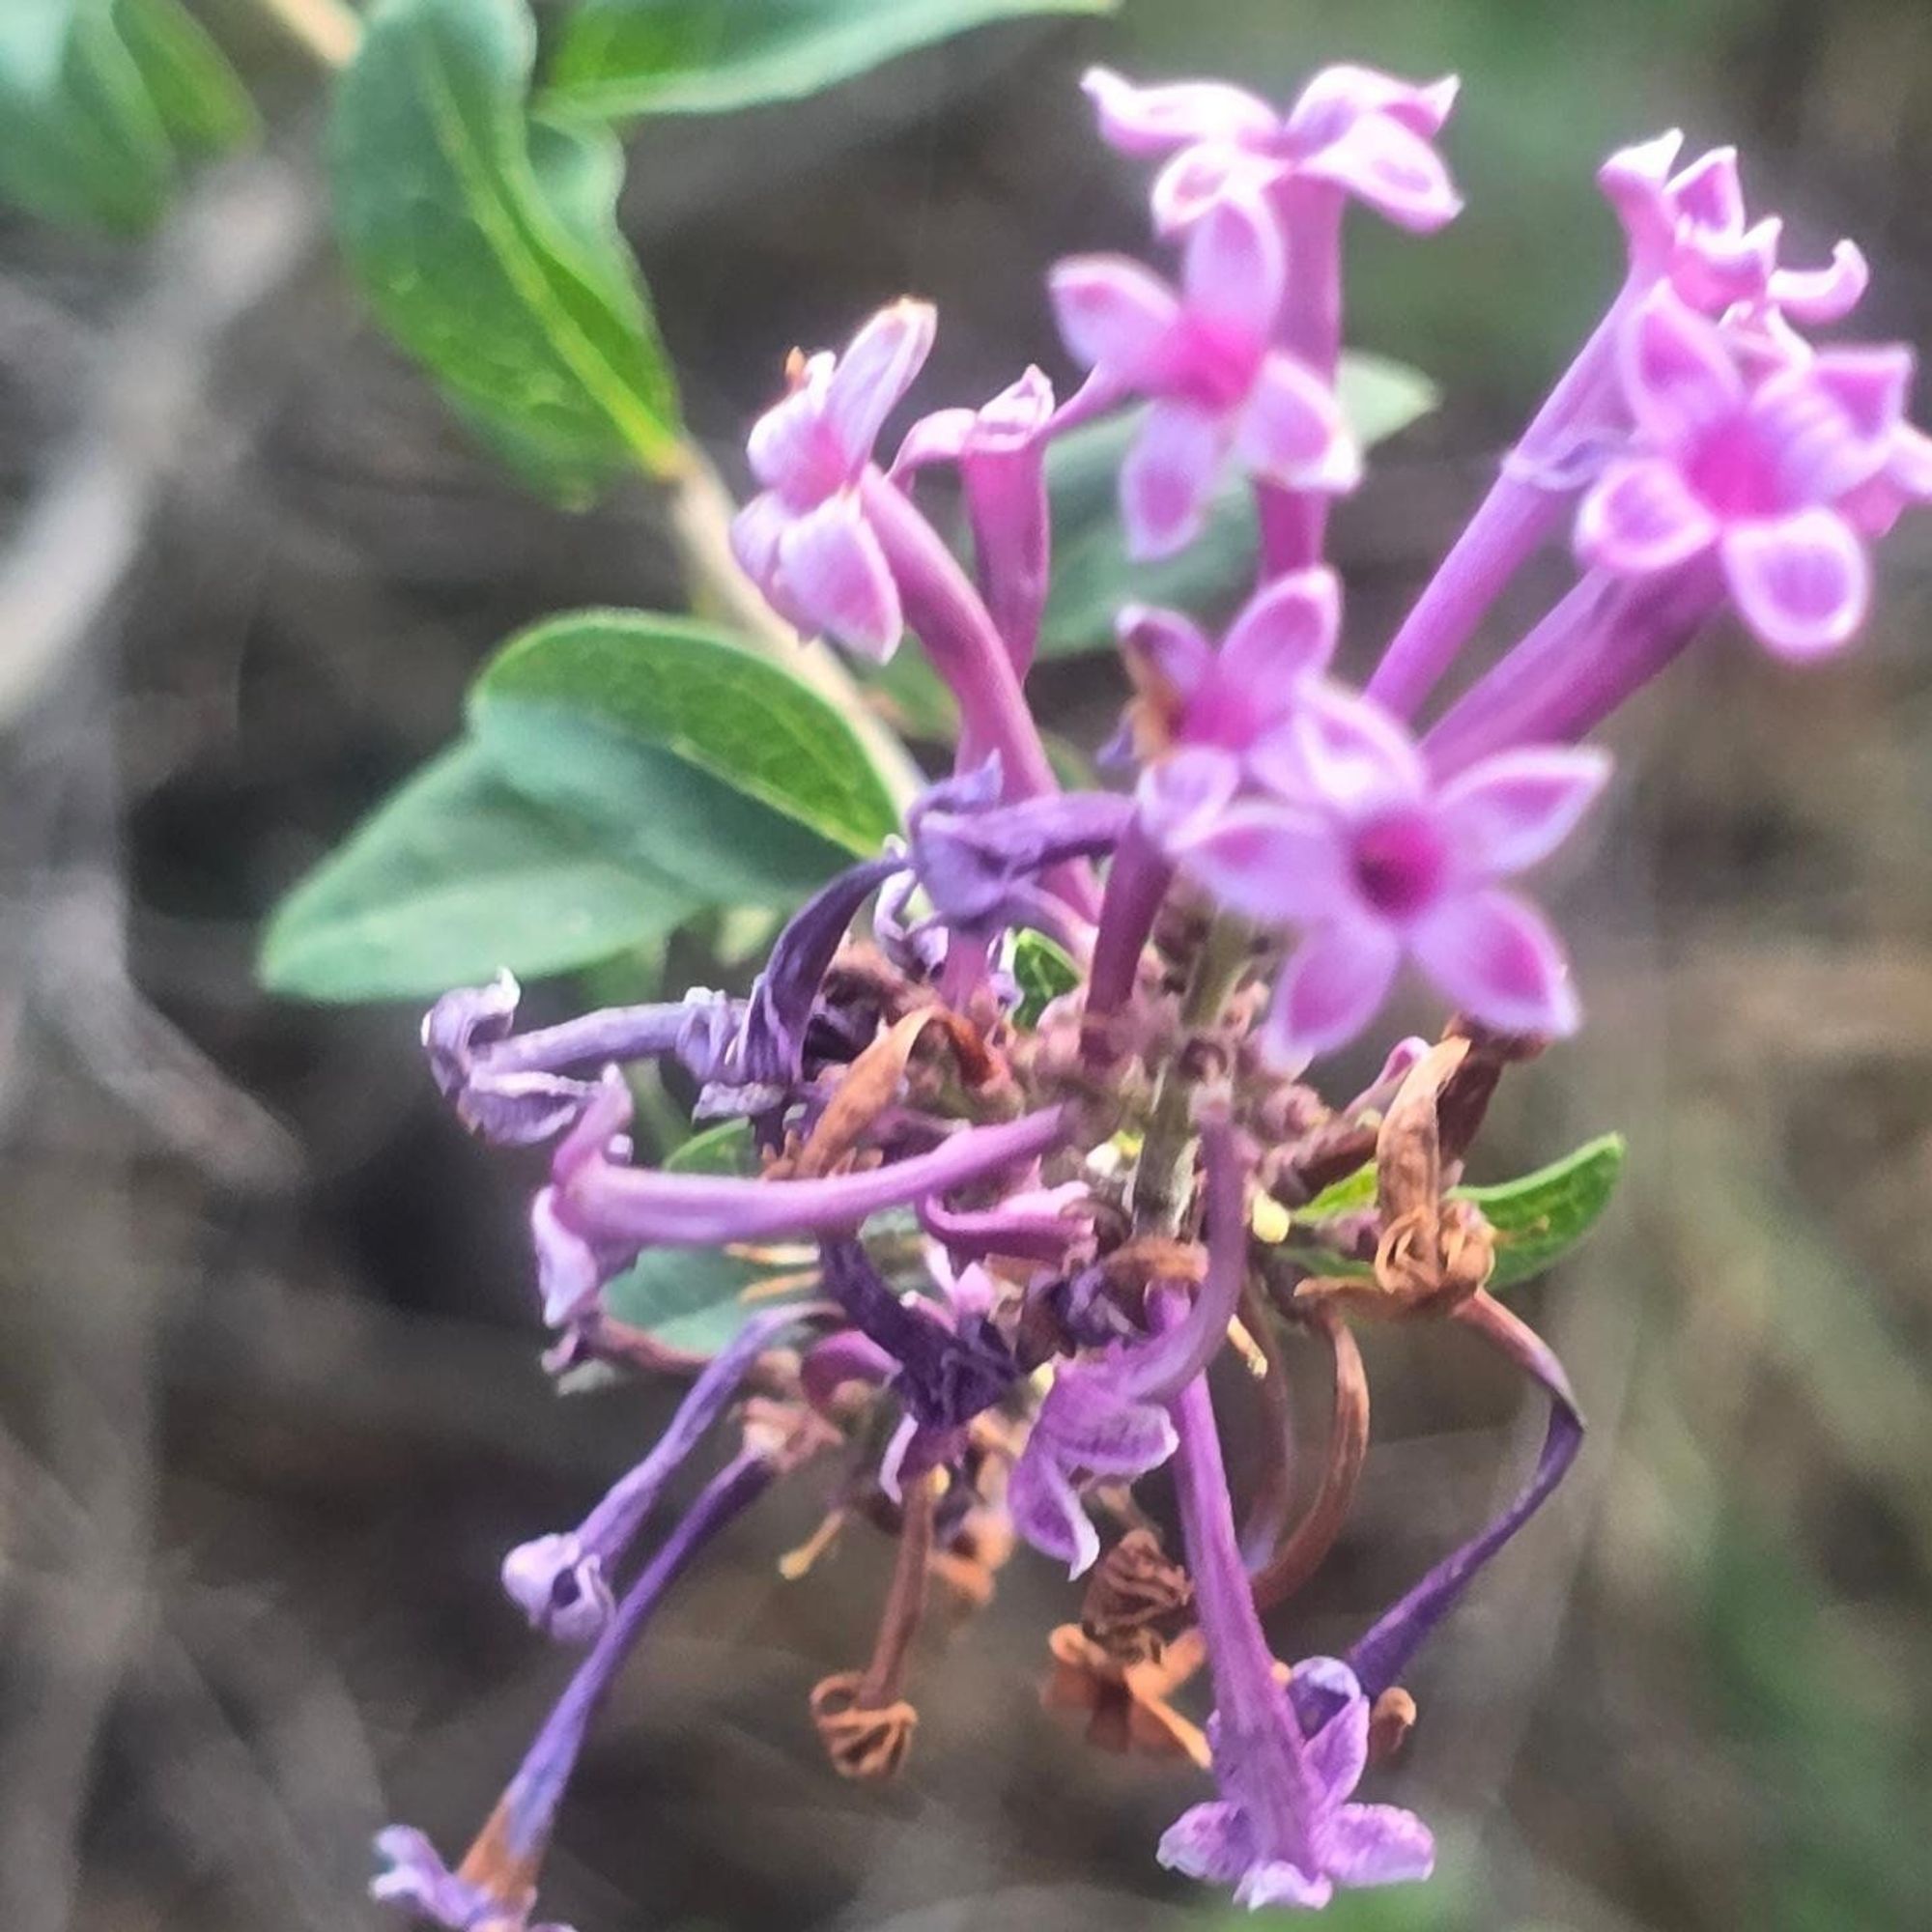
[1010,929,1080,1029]
[470,610,902,867]
[0,0,251,233]
[327,0,683,502]
[259,741,705,1002]
[548,0,1116,122]
[1037,352,1439,660]
[1458,1131,1626,1288]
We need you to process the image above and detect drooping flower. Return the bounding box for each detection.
[893,366,1056,674]
[501,1308,806,1642]
[1050,188,1356,558]
[1083,64,1462,237]
[1009,1105,1249,1575]
[1577,283,1932,658]
[1157,1303,1434,1912]
[730,301,935,659]
[1167,685,1610,1065]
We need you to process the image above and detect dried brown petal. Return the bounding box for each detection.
[810,1672,920,1781]
[1367,1687,1418,1765]
[1080,1527,1193,1666]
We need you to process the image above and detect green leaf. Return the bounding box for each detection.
[0,0,252,233]
[327,0,683,502]
[1037,352,1439,660]
[665,1118,757,1175]
[1010,929,1080,1029]
[1279,1133,1626,1291]
[547,0,1117,122]
[259,741,704,1001]
[470,610,902,866]
[1459,1131,1626,1289]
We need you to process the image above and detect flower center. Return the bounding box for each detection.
[1350,810,1446,922]
[1683,413,1793,519]
[1172,316,1263,411]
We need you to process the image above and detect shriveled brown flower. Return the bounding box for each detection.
[1041,1622,1210,1767]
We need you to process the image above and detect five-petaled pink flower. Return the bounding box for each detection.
[1162,685,1609,1065]
[1051,192,1356,559]
[1084,63,1461,235]
[1598,130,1866,323]
[729,300,934,661]
[1578,285,1932,659]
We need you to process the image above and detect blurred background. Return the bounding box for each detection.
[3,1,1930,1927]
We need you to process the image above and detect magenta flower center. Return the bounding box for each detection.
[1349,809,1447,921]
[1682,413,1796,519]
[1172,316,1264,410]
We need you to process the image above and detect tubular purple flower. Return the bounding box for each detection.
[501,1307,806,1642]
[1368,129,1870,719]
[730,301,935,660]
[424,972,741,1147]
[1081,820,1175,1060]
[1168,685,1609,1065]
[918,1180,1094,1268]
[1155,1293,1434,1910]
[1341,1294,1583,1703]
[1050,188,1357,561]
[373,1446,777,1932]
[894,366,1056,675]
[906,758,1132,948]
[1009,1106,1249,1576]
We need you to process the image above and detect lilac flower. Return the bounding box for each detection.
[374,1446,780,1932]
[905,758,1132,950]
[1158,1304,1433,1910]
[501,1308,803,1642]
[1577,284,1930,658]
[1125,568,1339,837]
[1083,64,1462,237]
[1050,188,1356,559]
[531,1070,1068,1325]
[1168,685,1610,1065]
[423,972,739,1147]
[1599,129,1866,323]
[893,367,1056,674]
[1009,1107,1248,1576]
[730,301,934,660]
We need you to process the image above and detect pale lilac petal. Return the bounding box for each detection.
[729,489,793,591]
[777,497,903,660]
[1678,216,1780,311]
[1771,239,1869,326]
[1037,1365,1178,1474]
[1297,112,1463,231]
[1238,355,1359,492]
[1138,746,1244,847]
[1156,1801,1256,1884]
[1597,128,1685,268]
[1118,603,1213,697]
[1436,746,1612,880]
[1169,801,1352,924]
[1262,922,1404,1067]
[1265,683,1427,810]
[1237,1861,1335,1911]
[1720,508,1870,659]
[1007,1440,1099,1576]
[823,300,936,474]
[746,353,840,499]
[1180,188,1286,360]
[1806,345,1914,447]
[1082,66,1278,156]
[1122,401,1230,560]
[1620,287,1746,447]
[1576,457,1719,575]
[1219,569,1340,686]
[1667,145,1745,233]
[889,406,975,478]
[1409,888,1580,1037]
[1288,66,1460,139]
[1049,255,1179,382]
[1151,143,1275,233]
[1321,1804,1437,1888]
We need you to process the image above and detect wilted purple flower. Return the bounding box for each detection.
[730,301,934,660]
[374,1445,780,1932]
[893,367,1056,674]
[501,1308,804,1642]
[1157,1310,1433,1910]
[1050,189,1356,559]
[1577,284,1930,658]
[905,758,1132,950]
[1009,1106,1248,1576]
[1083,64,1461,237]
[918,1179,1094,1269]
[1168,685,1609,1064]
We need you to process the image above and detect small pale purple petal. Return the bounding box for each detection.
[777,497,903,660]
[1409,888,1580,1036]
[1179,188,1286,360]
[1119,603,1214,697]
[1007,1441,1100,1576]
[1122,400,1230,559]
[1771,238,1868,325]
[1049,255,1179,382]
[822,300,936,474]
[1156,1802,1256,1885]
[1236,1861,1335,1912]
[1435,746,1612,880]
[1168,800,1351,925]
[1237,356,1359,492]
[1262,922,1404,1067]
[1216,568,1341,686]
[1138,746,1245,848]
[1260,683,1427,810]
[1297,111,1463,231]
[1576,457,1719,576]
[1319,1804,1437,1888]
[1620,288,1745,446]
[1081,66,1278,155]
[1719,507,1870,659]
